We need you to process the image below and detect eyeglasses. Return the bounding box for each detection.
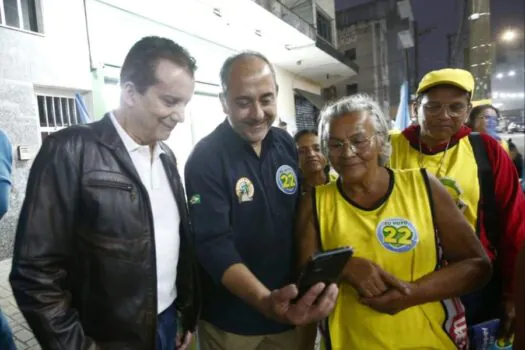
[423,102,470,118]
[327,136,372,155]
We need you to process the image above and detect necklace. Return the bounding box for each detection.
[418,136,451,179]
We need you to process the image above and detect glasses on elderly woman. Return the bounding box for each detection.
[423,101,470,118]
[327,135,373,155]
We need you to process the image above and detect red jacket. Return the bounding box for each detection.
[402,125,525,295]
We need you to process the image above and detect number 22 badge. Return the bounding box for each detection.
[376,217,419,253]
[276,165,298,195]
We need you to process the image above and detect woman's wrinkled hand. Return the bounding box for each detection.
[344,257,411,298]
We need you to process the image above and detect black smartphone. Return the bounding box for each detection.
[294,246,353,302]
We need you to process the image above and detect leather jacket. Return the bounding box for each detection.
[10,115,201,350]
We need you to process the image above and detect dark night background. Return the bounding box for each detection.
[335,0,525,78]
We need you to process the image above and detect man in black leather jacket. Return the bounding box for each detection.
[9,36,200,350]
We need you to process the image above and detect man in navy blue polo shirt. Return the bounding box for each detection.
[185,52,338,349]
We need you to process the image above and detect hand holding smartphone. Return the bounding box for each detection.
[294,246,353,302]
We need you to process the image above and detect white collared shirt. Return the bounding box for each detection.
[110,113,180,314]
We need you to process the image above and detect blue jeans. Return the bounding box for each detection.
[0,309,16,350]
[156,303,178,350]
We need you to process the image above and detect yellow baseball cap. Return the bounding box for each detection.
[416,68,475,95]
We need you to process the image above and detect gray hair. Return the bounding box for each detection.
[318,94,392,166]
[219,51,277,94]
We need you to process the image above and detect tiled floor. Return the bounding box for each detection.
[0,259,40,350]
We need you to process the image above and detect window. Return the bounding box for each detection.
[316,10,332,43]
[1,0,40,32]
[346,84,358,96]
[344,48,356,61]
[295,94,319,130]
[37,94,79,140]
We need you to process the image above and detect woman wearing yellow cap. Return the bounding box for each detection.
[388,68,525,342]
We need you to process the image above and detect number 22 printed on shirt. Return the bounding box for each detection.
[376,218,419,253]
[276,165,298,195]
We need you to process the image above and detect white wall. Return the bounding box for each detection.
[274,66,321,134]
[86,0,236,85]
[88,1,322,134]
[0,0,92,259]
[0,0,92,90]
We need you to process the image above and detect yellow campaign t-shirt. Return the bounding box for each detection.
[315,169,467,350]
[388,132,481,231]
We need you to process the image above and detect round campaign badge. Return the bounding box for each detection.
[235,177,255,203]
[376,217,419,253]
[276,165,298,195]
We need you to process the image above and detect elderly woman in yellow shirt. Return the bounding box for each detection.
[296,94,492,350]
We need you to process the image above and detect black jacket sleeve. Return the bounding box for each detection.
[9,135,95,350]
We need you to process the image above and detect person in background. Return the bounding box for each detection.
[297,94,491,349]
[0,129,15,350]
[10,36,200,350]
[466,104,509,154]
[294,129,336,196]
[185,51,337,350]
[388,68,525,341]
[508,139,523,180]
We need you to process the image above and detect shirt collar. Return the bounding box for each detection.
[222,119,275,150]
[109,112,165,158]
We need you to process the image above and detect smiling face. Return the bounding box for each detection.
[296,132,326,174]
[417,85,471,144]
[328,111,380,183]
[122,58,195,144]
[221,56,278,145]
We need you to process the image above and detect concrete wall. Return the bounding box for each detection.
[316,0,338,46]
[335,23,375,96]
[281,0,315,25]
[335,20,390,115]
[0,0,92,259]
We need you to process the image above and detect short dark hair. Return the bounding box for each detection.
[466,104,500,128]
[294,129,318,143]
[120,36,197,94]
[219,51,276,93]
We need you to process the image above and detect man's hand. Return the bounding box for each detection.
[359,281,415,315]
[176,331,193,350]
[344,257,412,298]
[260,282,338,326]
[498,297,515,340]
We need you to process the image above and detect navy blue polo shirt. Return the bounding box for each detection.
[185,120,299,335]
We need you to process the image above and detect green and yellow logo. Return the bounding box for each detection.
[189,194,201,205]
[439,177,467,212]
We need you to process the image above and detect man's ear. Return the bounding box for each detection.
[276,84,279,95]
[122,82,137,107]
[219,93,229,115]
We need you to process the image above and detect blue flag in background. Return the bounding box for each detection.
[75,93,91,124]
[394,81,410,131]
